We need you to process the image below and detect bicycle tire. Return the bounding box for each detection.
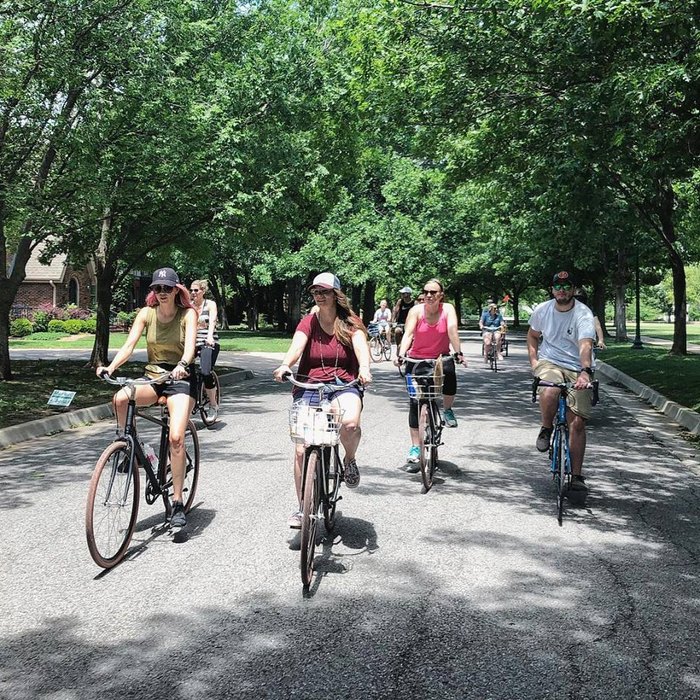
[382,337,392,361]
[323,446,341,531]
[503,337,509,357]
[162,419,200,516]
[370,336,382,361]
[199,371,220,427]
[418,403,434,492]
[86,442,140,569]
[301,448,321,588]
[554,428,568,524]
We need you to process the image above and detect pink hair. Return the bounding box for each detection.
[145,282,194,310]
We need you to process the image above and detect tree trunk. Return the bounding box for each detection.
[591,280,608,338]
[613,249,629,341]
[511,293,520,328]
[89,268,115,368]
[362,281,376,325]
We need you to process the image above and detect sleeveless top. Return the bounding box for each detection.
[396,299,415,324]
[196,300,219,347]
[409,305,450,359]
[145,306,188,366]
[296,313,359,384]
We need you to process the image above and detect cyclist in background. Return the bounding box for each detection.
[479,302,505,363]
[392,286,415,350]
[527,270,596,503]
[372,299,393,346]
[190,279,220,418]
[396,278,466,470]
[273,272,372,528]
[574,288,607,350]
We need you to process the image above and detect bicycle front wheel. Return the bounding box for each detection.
[86,442,140,569]
[323,446,341,531]
[382,337,392,361]
[161,419,200,515]
[301,448,321,588]
[418,403,435,492]
[199,371,220,427]
[370,337,382,361]
[554,428,568,524]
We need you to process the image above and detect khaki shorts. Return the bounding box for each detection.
[534,359,592,419]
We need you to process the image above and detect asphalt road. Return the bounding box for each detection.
[1,335,699,699]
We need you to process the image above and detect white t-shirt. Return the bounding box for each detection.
[373,308,391,324]
[529,299,596,370]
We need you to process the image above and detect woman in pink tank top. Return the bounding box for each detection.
[395,278,467,468]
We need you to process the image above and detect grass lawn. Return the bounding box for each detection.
[8,329,291,353]
[638,321,700,343]
[600,343,700,412]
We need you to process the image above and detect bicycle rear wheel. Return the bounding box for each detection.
[382,336,392,361]
[301,448,321,588]
[418,403,435,492]
[86,441,140,569]
[370,336,382,361]
[199,371,220,427]
[323,446,341,531]
[162,419,200,516]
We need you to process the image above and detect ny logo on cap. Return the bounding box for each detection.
[158,270,167,278]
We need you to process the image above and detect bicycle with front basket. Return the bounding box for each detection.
[531,377,599,525]
[283,372,360,590]
[85,370,200,568]
[398,355,458,493]
[368,321,392,361]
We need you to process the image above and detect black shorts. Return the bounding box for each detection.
[149,364,197,400]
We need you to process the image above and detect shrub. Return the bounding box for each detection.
[31,310,50,332]
[64,319,84,334]
[10,318,33,337]
[82,319,97,333]
[47,320,67,333]
[64,303,92,320]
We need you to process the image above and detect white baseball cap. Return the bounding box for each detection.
[309,272,341,290]
[399,286,412,294]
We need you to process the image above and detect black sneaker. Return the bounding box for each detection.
[344,459,360,488]
[536,426,552,452]
[567,475,588,505]
[170,500,187,528]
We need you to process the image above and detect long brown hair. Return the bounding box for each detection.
[329,289,366,346]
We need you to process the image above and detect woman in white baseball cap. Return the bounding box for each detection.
[273,272,372,528]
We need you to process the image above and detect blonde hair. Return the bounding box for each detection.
[192,279,209,295]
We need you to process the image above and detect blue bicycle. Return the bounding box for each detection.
[532,378,599,524]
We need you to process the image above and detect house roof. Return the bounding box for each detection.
[22,241,68,282]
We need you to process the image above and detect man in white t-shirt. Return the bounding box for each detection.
[372,299,392,343]
[527,270,596,503]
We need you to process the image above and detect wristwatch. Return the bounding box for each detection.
[581,367,594,377]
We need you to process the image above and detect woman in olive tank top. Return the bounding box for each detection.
[97,267,198,528]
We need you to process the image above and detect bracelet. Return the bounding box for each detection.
[177,360,188,368]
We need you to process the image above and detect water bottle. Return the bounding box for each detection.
[142,442,158,469]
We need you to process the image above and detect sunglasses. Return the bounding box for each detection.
[422,289,440,296]
[152,285,174,294]
[311,288,334,296]
[552,283,573,291]
[190,289,201,293]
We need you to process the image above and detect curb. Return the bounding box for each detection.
[597,361,700,434]
[0,368,255,450]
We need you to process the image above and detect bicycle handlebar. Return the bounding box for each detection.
[99,368,175,387]
[531,377,600,406]
[281,371,361,391]
[396,353,463,377]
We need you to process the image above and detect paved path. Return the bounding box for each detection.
[1,338,699,699]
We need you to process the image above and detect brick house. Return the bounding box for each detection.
[10,240,97,313]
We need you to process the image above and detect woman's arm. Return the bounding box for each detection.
[98,308,148,376]
[352,329,372,385]
[273,330,309,381]
[206,300,218,346]
[445,304,466,365]
[172,308,197,380]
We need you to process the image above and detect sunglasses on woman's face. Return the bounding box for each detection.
[152,285,174,294]
[422,289,440,296]
[311,288,334,296]
[190,289,201,293]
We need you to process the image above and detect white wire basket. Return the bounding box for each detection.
[289,402,344,446]
[406,358,444,400]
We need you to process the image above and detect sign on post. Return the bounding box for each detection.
[47,390,76,408]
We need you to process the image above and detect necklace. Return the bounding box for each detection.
[317,318,340,376]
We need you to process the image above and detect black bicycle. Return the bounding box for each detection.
[368,322,392,361]
[86,370,200,568]
[283,372,360,590]
[531,377,599,524]
[399,355,454,493]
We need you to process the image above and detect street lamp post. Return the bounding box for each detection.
[631,251,644,349]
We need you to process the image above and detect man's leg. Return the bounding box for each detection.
[567,412,587,476]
